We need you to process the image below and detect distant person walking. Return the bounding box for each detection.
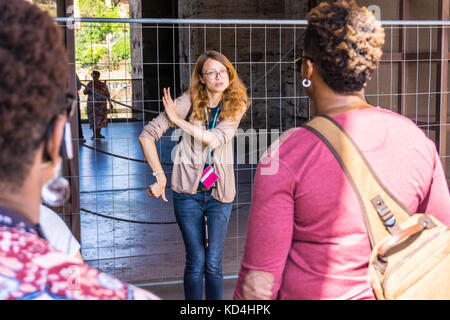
[83,70,110,139]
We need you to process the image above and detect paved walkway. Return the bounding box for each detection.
[78,122,254,287]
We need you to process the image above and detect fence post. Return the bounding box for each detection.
[129,0,145,121]
[437,0,449,180]
[398,0,410,116]
[57,0,81,243]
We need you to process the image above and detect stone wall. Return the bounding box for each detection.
[177,0,310,131]
[140,0,446,135]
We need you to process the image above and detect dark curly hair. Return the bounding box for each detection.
[304,0,385,93]
[0,0,68,191]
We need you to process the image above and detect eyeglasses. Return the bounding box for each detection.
[202,69,230,81]
[39,93,75,144]
[39,92,75,161]
[294,56,314,73]
[64,93,75,118]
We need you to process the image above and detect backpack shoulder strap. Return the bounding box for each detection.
[303,115,412,247]
[185,105,193,122]
[177,105,193,145]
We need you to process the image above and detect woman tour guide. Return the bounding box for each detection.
[139,51,250,300]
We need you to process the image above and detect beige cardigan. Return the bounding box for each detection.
[139,92,244,203]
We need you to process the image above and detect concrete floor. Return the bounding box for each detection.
[141,277,238,300]
[77,122,254,296]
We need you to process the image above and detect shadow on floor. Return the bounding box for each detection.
[141,277,237,300]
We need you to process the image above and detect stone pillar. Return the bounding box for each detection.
[56,0,81,243]
[129,0,145,120]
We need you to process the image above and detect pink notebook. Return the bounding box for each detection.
[200,166,219,189]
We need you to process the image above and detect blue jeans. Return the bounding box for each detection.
[173,190,232,300]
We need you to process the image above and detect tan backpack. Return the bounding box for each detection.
[304,115,450,300]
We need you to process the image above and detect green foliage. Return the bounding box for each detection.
[79,0,119,19]
[75,0,130,69]
[33,0,57,17]
[111,29,130,61]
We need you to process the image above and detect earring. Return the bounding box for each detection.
[302,79,311,88]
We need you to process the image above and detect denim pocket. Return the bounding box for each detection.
[172,191,184,200]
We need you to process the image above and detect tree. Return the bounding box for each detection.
[75,0,130,70]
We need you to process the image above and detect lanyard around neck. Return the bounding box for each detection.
[205,106,220,130]
[205,106,220,165]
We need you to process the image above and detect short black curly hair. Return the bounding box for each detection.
[0,0,68,191]
[304,0,385,93]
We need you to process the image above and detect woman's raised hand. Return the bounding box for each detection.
[162,87,179,123]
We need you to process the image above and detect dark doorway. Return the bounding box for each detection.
[142,0,180,121]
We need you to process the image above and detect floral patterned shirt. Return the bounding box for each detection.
[0,226,159,300]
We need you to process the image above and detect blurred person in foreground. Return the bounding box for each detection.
[234,0,450,300]
[0,0,158,300]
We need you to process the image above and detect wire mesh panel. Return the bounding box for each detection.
[55,18,450,286]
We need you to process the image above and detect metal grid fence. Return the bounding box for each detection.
[54,18,449,285]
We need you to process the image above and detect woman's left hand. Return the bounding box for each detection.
[162,87,179,124]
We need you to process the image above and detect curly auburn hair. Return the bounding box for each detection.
[304,0,385,93]
[0,0,68,190]
[189,51,250,123]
